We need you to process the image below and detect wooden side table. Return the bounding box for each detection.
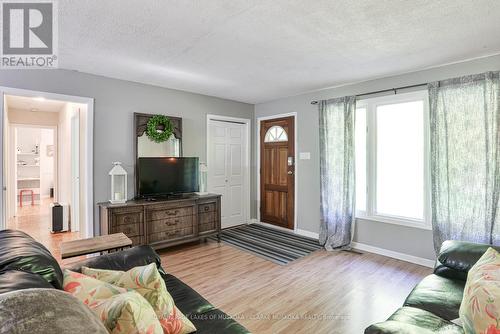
[61,233,132,259]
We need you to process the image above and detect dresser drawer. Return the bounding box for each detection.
[149,227,194,243]
[198,202,216,213]
[112,222,142,237]
[147,206,194,221]
[199,211,216,225]
[199,222,216,233]
[149,215,194,234]
[129,236,142,246]
[111,209,143,226]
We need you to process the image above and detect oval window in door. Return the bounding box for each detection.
[264,125,288,143]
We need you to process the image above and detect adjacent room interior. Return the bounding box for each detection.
[0,2,499,334]
[2,94,91,259]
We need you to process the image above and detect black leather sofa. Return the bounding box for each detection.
[0,229,250,334]
[365,240,500,334]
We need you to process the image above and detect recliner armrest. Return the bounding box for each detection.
[435,240,500,279]
[64,245,164,274]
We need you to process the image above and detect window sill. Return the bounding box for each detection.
[355,214,432,231]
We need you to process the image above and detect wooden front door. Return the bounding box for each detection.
[260,117,295,229]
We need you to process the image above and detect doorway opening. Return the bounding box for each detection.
[1,91,93,260]
[257,114,296,230]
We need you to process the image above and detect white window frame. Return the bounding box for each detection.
[356,90,431,230]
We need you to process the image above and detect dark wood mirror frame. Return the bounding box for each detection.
[134,112,183,197]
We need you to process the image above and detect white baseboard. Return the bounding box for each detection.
[296,229,319,239]
[351,242,435,268]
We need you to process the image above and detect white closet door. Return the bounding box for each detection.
[226,124,244,227]
[208,120,246,228]
[209,122,229,222]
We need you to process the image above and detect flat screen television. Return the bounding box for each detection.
[137,157,199,198]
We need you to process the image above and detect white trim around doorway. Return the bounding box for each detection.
[0,86,94,238]
[256,112,298,233]
[206,114,251,228]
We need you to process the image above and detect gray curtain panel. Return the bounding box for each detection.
[429,71,500,253]
[318,96,356,250]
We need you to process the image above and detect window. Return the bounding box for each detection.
[355,108,366,213]
[376,101,424,219]
[264,125,288,142]
[355,91,430,228]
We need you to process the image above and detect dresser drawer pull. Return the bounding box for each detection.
[204,206,210,212]
[124,216,132,224]
[165,210,179,216]
[164,220,179,226]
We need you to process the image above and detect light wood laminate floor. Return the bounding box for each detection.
[6,201,432,333]
[7,198,81,262]
[159,241,432,334]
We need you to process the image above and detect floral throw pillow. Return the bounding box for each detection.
[63,269,163,334]
[459,247,500,334]
[94,291,163,334]
[82,263,196,334]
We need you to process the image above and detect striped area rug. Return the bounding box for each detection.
[211,224,322,265]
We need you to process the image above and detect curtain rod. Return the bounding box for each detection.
[310,83,428,105]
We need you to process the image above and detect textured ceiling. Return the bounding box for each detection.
[59,0,500,103]
[6,95,65,112]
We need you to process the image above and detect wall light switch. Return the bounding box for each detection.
[299,152,311,160]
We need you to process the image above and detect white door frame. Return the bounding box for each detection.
[9,123,57,217]
[206,114,251,227]
[256,112,298,233]
[70,113,80,232]
[0,86,94,238]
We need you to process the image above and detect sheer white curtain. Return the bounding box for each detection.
[429,72,500,253]
[318,96,356,250]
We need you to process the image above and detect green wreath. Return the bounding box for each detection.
[146,115,174,143]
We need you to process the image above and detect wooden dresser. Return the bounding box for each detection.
[98,194,221,250]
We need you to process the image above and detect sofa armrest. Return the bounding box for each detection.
[433,259,467,281]
[64,245,163,274]
[0,229,64,289]
[435,240,500,279]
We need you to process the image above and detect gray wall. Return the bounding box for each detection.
[3,54,500,261]
[0,69,254,234]
[255,54,500,261]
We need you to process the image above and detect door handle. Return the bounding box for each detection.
[287,171,293,175]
